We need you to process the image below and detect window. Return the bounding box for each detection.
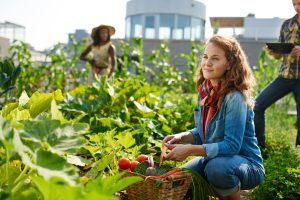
[159,14,175,39]
[131,15,142,37]
[125,17,131,39]
[191,17,201,40]
[177,15,191,40]
[145,16,155,39]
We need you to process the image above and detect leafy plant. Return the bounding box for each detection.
[183,168,217,200]
[250,108,300,199]
[0,58,21,105]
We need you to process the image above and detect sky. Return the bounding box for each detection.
[0,0,295,51]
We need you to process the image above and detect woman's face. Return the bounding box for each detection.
[201,42,229,86]
[99,28,109,41]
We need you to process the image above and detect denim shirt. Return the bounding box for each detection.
[189,91,264,170]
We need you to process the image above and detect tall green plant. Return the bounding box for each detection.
[9,40,43,95]
[253,49,279,96]
[179,41,204,93]
[131,37,145,77]
[253,49,294,109]
[45,36,89,92]
[148,43,183,91]
[0,58,21,105]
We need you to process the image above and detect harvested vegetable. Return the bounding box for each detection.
[159,144,168,167]
[118,157,131,170]
[136,154,148,163]
[145,156,157,176]
[130,160,140,172]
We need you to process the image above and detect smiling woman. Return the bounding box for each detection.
[162,35,265,200]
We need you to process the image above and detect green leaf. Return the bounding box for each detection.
[87,172,143,195]
[66,155,89,167]
[69,85,88,96]
[21,120,88,154]
[11,188,40,200]
[0,115,14,140]
[31,176,82,200]
[53,89,64,102]
[115,131,135,149]
[102,175,143,195]
[1,103,18,117]
[106,82,115,97]
[19,91,30,107]
[86,152,114,179]
[23,120,61,142]
[35,150,78,185]
[50,99,66,122]
[133,101,153,113]
[27,90,64,118]
[27,92,54,118]
[0,163,21,189]
[13,126,79,187]
[9,108,31,121]
[97,117,123,129]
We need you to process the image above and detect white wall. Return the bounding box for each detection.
[126,0,206,20]
[244,17,285,39]
[0,36,9,58]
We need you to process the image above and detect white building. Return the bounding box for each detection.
[0,36,10,58]
[125,0,206,40]
[210,15,285,40]
[0,21,25,42]
[243,16,284,40]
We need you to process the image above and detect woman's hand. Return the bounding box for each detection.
[162,134,182,144]
[163,143,191,162]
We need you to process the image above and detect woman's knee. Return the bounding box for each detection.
[204,158,239,188]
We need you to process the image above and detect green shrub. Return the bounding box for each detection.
[251,109,300,200]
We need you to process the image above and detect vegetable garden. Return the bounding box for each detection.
[0,37,299,200]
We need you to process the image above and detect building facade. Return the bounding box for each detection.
[0,36,9,59]
[125,0,206,40]
[0,21,25,42]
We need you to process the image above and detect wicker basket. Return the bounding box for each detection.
[125,169,192,200]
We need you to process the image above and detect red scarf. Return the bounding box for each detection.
[199,80,221,139]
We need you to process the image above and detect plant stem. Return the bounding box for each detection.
[11,166,31,195]
[13,165,30,185]
[5,141,10,189]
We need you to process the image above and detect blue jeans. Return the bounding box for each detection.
[254,76,300,147]
[181,156,265,197]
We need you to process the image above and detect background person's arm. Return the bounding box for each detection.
[80,45,94,65]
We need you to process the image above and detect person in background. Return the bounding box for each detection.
[80,24,117,78]
[254,0,300,148]
[162,35,265,200]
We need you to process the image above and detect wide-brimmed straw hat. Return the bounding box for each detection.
[91,24,116,38]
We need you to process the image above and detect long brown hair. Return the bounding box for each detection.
[196,35,255,108]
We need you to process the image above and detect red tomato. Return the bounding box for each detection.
[136,154,148,163]
[130,161,140,172]
[118,157,131,170]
